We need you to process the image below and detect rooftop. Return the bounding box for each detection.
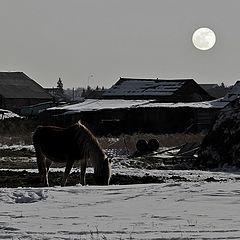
[103,78,191,98]
[47,98,228,115]
[0,72,52,99]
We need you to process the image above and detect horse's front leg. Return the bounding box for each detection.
[80,159,87,186]
[45,158,52,186]
[61,158,74,187]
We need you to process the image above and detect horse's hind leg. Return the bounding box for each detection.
[36,152,49,187]
[61,158,74,187]
[80,159,87,186]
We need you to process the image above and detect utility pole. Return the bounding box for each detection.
[72,88,75,101]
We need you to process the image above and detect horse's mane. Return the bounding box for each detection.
[71,121,105,165]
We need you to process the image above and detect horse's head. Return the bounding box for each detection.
[94,157,112,185]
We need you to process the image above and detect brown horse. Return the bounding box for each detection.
[32,121,111,187]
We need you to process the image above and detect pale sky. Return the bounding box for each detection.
[0,0,240,88]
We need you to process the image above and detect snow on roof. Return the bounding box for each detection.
[49,99,151,113]
[141,98,228,109]
[103,78,188,97]
[0,109,21,119]
[47,98,228,115]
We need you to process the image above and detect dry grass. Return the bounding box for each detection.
[0,118,205,150]
[0,118,38,145]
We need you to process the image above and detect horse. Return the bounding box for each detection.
[32,121,111,187]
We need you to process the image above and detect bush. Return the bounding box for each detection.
[0,118,39,145]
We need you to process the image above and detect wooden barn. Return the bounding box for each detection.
[102,78,214,102]
[0,72,53,113]
[40,98,227,136]
[39,78,231,136]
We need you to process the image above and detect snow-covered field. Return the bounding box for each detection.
[1,144,240,239]
[0,170,240,240]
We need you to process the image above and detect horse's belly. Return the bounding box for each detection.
[41,145,68,162]
[46,154,67,162]
[42,147,81,163]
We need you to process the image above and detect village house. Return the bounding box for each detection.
[200,83,228,99]
[40,78,227,136]
[102,78,214,102]
[0,72,52,113]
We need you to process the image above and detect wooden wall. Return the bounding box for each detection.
[39,107,219,136]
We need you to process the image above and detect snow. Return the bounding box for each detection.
[0,188,48,204]
[0,109,20,119]
[1,144,240,239]
[0,169,240,239]
[141,98,228,109]
[49,99,151,112]
[46,98,228,115]
[0,144,34,151]
[103,79,185,96]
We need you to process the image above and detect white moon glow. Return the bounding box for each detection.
[192,27,216,50]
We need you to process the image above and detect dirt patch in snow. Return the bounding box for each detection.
[0,170,164,188]
[0,140,234,188]
[0,169,229,188]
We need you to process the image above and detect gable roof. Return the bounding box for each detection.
[223,80,240,101]
[103,78,212,101]
[200,83,228,98]
[200,84,219,90]
[0,72,52,99]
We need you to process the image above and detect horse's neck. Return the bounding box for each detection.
[76,123,105,164]
[89,141,105,165]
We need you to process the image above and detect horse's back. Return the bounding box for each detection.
[33,125,66,145]
[33,125,72,160]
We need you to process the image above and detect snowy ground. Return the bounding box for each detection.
[1,144,240,239]
[1,170,240,240]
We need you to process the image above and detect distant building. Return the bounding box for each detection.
[223,81,240,101]
[0,72,53,113]
[103,78,214,102]
[200,84,228,98]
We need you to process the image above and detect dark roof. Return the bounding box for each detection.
[103,78,192,97]
[102,78,213,101]
[200,84,230,98]
[0,72,52,99]
[200,84,219,90]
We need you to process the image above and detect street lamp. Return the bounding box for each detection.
[87,74,94,87]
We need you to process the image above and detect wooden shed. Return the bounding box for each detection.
[40,99,226,136]
[0,72,53,113]
[102,78,214,102]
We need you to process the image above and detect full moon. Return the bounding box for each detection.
[192,27,216,50]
